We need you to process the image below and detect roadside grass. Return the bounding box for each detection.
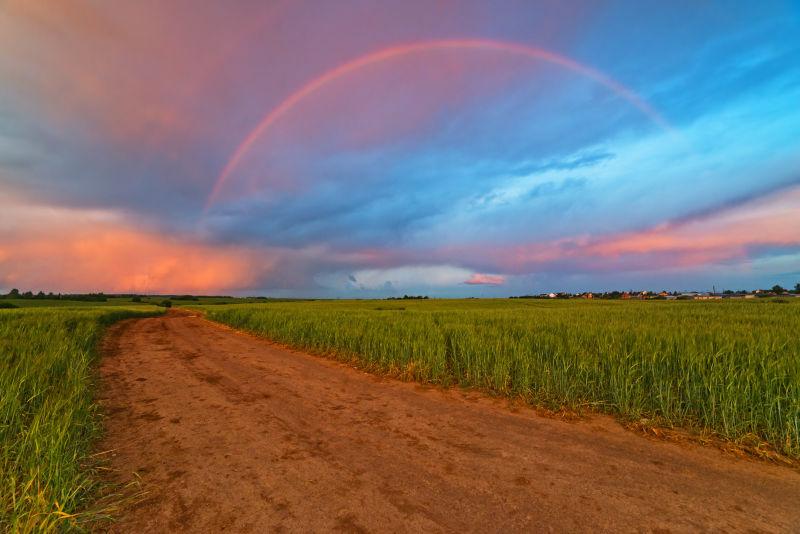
[199,299,800,460]
[0,306,161,532]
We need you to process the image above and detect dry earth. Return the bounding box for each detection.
[97,311,800,533]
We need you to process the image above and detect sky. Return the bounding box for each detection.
[1,0,799,297]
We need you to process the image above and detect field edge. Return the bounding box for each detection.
[194,308,799,469]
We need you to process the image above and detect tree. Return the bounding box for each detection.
[795,283,800,294]
[772,284,786,294]
[8,288,19,297]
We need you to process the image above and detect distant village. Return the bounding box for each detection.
[512,283,800,300]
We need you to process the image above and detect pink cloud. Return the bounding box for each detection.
[3,182,798,294]
[0,203,278,294]
[0,2,283,146]
[437,184,800,276]
[464,273,506,285]
[0,199,426,294]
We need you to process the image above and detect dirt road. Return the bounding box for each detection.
[97,311,800,532]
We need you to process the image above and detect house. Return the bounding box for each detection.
[621,291,630,300]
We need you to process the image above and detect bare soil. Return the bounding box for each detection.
[97,311,800,533]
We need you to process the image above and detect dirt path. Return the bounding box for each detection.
[97,311,800,533]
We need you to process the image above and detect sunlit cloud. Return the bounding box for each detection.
[0,202,277,293]
[468,183,800,275]
[464,273,506,285]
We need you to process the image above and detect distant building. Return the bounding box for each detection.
[694,293,722,300]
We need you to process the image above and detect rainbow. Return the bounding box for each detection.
[207,38,672,209]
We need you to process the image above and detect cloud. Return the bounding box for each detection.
[317,265,473,291]
[464,273,506,285]
[3,181,797,296]
[467,183,800,275]
[0,1,284,145]
[0,202,277,294]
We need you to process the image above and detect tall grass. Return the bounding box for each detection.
[202,299,800,458]
[0,307,159,532]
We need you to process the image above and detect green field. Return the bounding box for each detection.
[0,298,149,308]
[0,306,161,532]
[2,297,798,530]
[199,298,800,459]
